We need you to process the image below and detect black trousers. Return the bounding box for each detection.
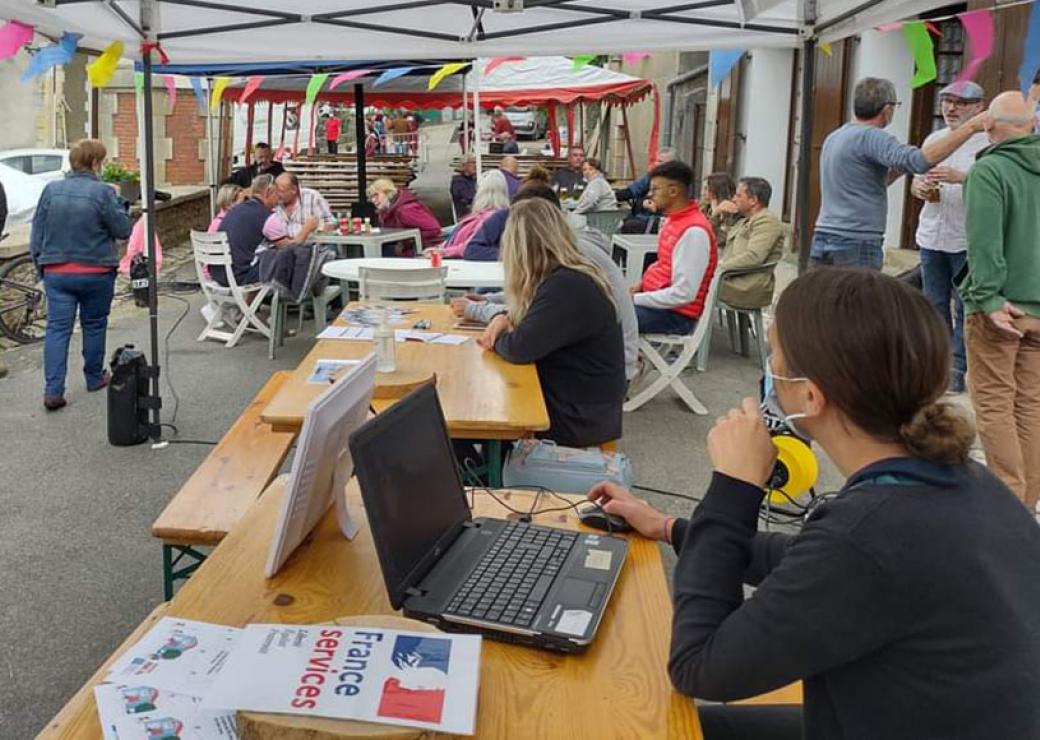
[698,704,803,740]
[327,140,338,154]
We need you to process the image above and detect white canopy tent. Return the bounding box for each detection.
[0,0,956,437]
[2,1,949,62]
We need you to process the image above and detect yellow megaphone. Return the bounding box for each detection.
[768,435,819,506]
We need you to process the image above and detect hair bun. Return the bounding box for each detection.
[898,401,975,465]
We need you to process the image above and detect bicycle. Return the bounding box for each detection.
[0,244,47,344]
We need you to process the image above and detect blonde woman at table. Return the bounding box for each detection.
[478,198,625,448]
[368,178,443,255]
[440,170,510,258]
[571,158,618,215]
[587,269,1040,740]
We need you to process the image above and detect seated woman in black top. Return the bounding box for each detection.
[478,198,625,448]
[589,268,1040,740]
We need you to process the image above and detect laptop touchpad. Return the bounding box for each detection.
[560,578,596,606]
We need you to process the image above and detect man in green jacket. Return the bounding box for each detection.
[961,91,1040,510]
[719,177,785,310]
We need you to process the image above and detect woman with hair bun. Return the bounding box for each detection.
[588,268,1040,740]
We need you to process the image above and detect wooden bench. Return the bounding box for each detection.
[283,156,416,212]
[151,371,297,599]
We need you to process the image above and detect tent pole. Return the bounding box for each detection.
[267,100,274,146]
[353,82,374,219]
[620,105,637,180]
[206,77,217,215]
[461,71,469,154]
[795,34,817,274]
[244,101,255,166]
[141,47,162,440]
[473,63,481,174]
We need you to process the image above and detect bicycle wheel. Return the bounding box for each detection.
[0,255,47,344]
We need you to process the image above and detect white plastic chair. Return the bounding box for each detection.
[358,265,448,303]
[191,230,272,348]
[624,270,722,415]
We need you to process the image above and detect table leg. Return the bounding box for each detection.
[162,544,174,601]
[486,439,503,488]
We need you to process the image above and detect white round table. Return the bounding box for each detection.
[322,257,504,289]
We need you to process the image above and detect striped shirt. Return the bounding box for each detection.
[275,187,336,238]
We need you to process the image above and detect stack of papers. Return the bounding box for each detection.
[94,618,482,737]
[341,307,414,326]
[317,326,470,345]
[95,618,241,739]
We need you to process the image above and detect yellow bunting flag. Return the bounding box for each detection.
[86,40,123,88]
[820,42,832,56]
[428,62,467,91]
[210,76,230,111]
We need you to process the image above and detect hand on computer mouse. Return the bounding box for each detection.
[586,481,671,541]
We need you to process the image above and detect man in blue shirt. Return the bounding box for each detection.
[214,174,279,286]
[811,77,988,270]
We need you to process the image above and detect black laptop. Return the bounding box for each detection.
[348,383,628,653]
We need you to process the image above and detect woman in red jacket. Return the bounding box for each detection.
[368,178,443,256]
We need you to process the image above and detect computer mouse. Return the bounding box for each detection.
[577,504,632,533]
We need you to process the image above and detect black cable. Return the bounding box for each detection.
[632,483,702,503]
[159,293,192,427]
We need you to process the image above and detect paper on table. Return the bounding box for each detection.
[202,624,481,735]
[307,358,361,384]
[317,326,374,341]
[105,618,242,696]
[318,327,469,345]
[94,682,237,740]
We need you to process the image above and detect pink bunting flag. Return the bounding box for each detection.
[328,69,372,90]
[876,22,902,32]
[0,20,33,60]
[483,57,524,76]
[955,10,993,83]
[240,75,263,103]
[621,52,651,65]
[163,74,177,109]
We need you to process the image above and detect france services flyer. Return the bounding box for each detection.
[201,624,482,735]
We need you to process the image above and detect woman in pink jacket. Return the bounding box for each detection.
[368,178,443,256]
[441,170,510,258]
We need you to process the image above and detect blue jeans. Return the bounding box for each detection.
[919,247,967,385]
[809,232,884,270]
[43,271,116,397]
[635,305,696,335]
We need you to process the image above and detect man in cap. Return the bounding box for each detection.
[910,81,989,394]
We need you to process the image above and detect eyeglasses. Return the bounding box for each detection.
[886,100,903,108]
[940,97,978,107]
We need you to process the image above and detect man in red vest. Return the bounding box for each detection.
[632,161,717,334]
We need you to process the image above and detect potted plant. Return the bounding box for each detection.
[101,161,141,203]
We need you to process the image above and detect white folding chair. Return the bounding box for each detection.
[624,270,723,415]
[358,265,449,303]
[191,230,272,348]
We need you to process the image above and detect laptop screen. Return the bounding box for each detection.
[348,383,471,609]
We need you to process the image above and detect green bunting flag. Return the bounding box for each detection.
[305,73,329,105]
[903,21,937,88]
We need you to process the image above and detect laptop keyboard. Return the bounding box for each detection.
[446,522,578,627]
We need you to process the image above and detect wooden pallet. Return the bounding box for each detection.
[283,156,416,212]
[451,153,569,178]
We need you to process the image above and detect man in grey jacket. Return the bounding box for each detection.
[451,186,638,381]
[811,77,988,270]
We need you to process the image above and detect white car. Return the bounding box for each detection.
[0,148,70,183]
[503,106,547,140]
[0,162,47,228]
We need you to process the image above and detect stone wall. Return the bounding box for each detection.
[131,189,210,249]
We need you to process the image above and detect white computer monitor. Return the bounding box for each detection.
[265,353,377,577]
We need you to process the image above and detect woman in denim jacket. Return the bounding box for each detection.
[30,139,132,410]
